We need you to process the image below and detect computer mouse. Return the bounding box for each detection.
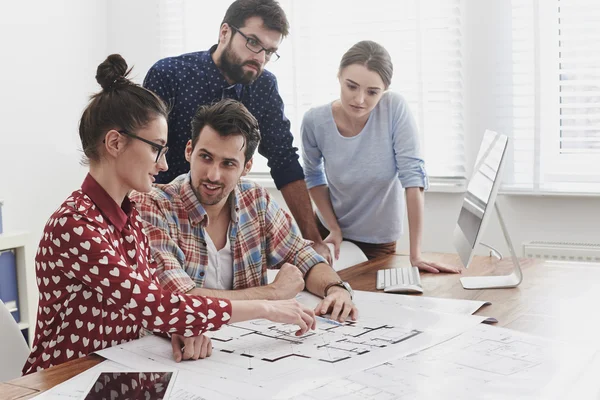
[383,284,423,294]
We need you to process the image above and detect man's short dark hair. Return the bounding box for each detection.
[222,0,289,37]
[190,99,261,163]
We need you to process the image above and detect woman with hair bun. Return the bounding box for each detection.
[23,54,315,375]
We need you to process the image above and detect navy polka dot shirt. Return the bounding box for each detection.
[143,45,304,189]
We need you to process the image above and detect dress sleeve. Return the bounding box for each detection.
[54,215,231,337]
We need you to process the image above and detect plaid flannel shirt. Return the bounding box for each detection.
[131,173,325,294]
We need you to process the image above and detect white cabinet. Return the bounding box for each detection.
[0,232,35,344]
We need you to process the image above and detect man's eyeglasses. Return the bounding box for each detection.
[118,130,169,163]
[230,26,280,62]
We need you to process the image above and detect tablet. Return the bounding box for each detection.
[82,371,177,400]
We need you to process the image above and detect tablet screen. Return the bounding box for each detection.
[83,371,175,400]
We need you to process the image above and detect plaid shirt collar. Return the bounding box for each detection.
[179,173,240,227]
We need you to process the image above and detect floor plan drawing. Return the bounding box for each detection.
[97,316,462,399]
[290,324,594,400]
[208,319,422,366]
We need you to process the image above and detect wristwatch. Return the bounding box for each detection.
[324,280,353,300]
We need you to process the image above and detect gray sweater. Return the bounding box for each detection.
[301,91,428,243]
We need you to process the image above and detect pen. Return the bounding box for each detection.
[316,315,344,326]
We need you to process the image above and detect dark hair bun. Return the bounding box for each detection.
[96,54,131,91]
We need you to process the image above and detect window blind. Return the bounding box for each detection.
[505,0,600,194]
[157,0,186,57]
[556,0,600,158]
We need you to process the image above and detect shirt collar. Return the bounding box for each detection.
[180,173,240,226]
[81,173,132,232]
[204,45,245,100]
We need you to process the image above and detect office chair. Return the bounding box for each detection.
[0,299,29,381]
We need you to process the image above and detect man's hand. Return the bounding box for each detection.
[171,333,212,362]
[271,263,305,299]
[315,287,358,322]
[312,241,333,265]
[411,257,462,274]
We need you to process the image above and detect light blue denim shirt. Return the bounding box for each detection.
[301,91,428,243]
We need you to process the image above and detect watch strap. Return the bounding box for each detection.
[324,280,350,298]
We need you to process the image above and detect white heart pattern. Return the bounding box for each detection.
[207,309,216,319]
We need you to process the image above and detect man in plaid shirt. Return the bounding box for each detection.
[132,100,357,330]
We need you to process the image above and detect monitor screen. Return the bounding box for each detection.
[457,132,508,248]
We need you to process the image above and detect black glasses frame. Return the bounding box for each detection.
[230,26,280,62]
[118,130,169,163]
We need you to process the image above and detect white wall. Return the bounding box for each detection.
[105,0,161,84]
[0,1,109,312]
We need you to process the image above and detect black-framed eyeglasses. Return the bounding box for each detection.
[230,26,280,62]
[118,130,169,163]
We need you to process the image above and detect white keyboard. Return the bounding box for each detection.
[376,267,423,293]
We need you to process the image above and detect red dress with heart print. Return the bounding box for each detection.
[22,174,232,374]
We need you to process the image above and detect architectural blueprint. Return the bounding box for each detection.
[290,324,595,400]
[97,311,486,399]
[208,318,421,365]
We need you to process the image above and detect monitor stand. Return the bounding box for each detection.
[460,203,523,290]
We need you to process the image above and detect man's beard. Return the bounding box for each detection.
[193,182,228,206]
[220,43,262,85]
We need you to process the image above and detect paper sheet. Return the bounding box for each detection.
[290,324,595,400]
[97,309,487,399]
[353,290,490,317]
[296,289,491,319]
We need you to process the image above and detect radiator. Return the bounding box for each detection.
[522,241,600,263]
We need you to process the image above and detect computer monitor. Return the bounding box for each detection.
[452,130,522,289]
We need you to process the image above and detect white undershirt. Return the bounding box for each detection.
[203,225,234,290]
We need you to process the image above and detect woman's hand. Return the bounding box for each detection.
[410,256,462,274]
[264,299,317,336]
[323,228,343,262]
[171,333,212,362]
